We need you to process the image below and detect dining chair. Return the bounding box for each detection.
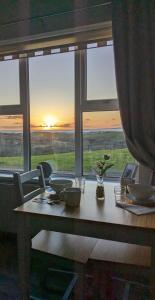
[87,239,150,299]
[13,165,97,300]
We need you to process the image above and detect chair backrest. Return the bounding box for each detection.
[13,165,46,204]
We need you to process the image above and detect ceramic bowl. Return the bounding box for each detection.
[127,183,155,201]
[49,179,73,194]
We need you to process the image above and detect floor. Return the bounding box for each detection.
[0,232,150,300]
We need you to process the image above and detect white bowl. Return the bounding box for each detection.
[49,179,73,194]
[127,184,155,201]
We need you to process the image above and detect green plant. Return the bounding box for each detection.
[94,155,114,176]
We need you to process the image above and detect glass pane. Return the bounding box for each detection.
[0,115,23,170]
[0,60,20,105]
[87,46,117,100]
[83,111,134,177]
[29,52,75,174]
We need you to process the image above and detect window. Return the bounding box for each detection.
[0,60,20,105]
[29,52,75,174]
[80,45,134,177]
[87,46,117,100]
[0,59,23,172]
[0,35,134,178]
[83,111,134,177]
[0,115,23,170]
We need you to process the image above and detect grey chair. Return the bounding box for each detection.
[13,165,97,300]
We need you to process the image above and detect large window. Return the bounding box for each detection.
[0,37,134,177]
[29,52,75,174]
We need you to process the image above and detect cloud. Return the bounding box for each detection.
[1,116,22,120]
[30,122,74,129]
[31,124,42,128]
[57,123,72,128]
[85,118,91,122]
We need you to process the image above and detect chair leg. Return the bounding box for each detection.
[73,262,85,300]
[123,283,130,300]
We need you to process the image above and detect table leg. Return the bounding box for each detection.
[150,246,155,300]
[17,215,31,300]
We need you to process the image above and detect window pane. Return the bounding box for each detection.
[0,60,20,105]
[29,53,75,174]
[83,111,134,177]
[87,46,117,100]
[0,115,23,170]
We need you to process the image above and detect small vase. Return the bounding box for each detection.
[96,175,105,201]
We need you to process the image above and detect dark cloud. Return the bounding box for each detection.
[31,124,42,128]
[1,116,22,120]
[112,123,120,127]
[30,123,73,129]
[14,122,22,125]
[57,123,72,128]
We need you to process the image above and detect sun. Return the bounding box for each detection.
[43,115,58,128]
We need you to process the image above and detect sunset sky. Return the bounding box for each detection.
[0,46,121,131]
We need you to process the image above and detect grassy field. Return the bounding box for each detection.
[0,148,134,174]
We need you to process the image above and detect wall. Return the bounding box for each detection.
[0,0,111,42]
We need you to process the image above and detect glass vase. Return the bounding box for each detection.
[96,175,105,201]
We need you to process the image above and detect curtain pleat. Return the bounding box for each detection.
[112,0,155,171]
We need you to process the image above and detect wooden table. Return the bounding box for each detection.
[15,181,155,299]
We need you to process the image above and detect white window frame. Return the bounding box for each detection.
[75,48,119,177]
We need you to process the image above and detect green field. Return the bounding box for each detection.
[0,148,134,174]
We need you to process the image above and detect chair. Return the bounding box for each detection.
[13,165,46,204]
[13,166,97,300]
[87,239,150,299]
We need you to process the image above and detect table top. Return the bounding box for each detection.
[14,181,155,231]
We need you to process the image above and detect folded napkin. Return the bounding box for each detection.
[116,201,155,215]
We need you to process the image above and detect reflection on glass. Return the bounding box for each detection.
[0,115,23,170]
[87,46,117,100]
[83,111,134,177]
[29,53,75,174]
[0,60,20,105]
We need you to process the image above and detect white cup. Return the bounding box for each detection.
[60,187,81,207]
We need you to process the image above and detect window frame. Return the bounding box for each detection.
[76,48,119,178]
[0,58,25,173]
[0,31,121,178]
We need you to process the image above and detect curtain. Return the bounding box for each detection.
[112,0,155,172]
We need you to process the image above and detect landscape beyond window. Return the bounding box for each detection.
[83,112,134,177]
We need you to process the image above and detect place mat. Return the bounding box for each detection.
[116,201,155,215]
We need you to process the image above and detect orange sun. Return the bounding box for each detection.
[43,115,58,128]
